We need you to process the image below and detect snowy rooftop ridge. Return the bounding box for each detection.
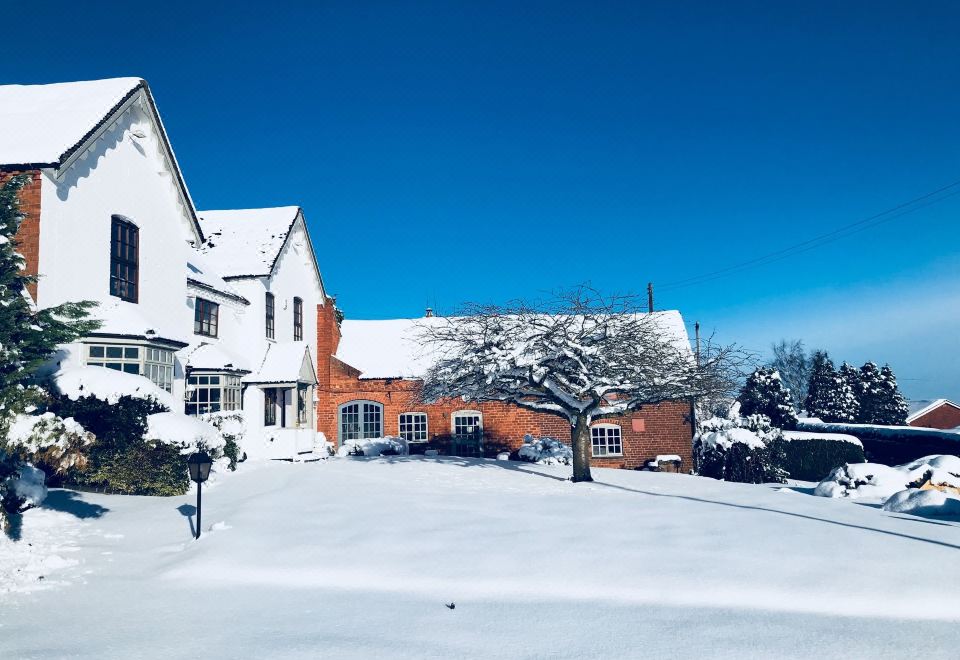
[906,398,960,422]
[336,310,691,380]
[196,207,300,279]
[0,77,144,166]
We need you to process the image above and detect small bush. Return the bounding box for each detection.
[46,393,188,495]
[71,442,189,496]
[771,438,865,482]
[694,416,787,484]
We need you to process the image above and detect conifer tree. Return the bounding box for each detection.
[738,367,798,429]
[805,352,858,423]
[0,174,98,527]
[856,362,908,425]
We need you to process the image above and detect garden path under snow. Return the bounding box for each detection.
[1,457,958,658]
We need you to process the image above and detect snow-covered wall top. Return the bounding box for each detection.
[337,310,692,380]
[197,207,300,278]
[0,77,143,166]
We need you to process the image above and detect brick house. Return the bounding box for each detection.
[906,399,960,430]
[316,304,696,470]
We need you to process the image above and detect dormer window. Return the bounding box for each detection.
[194,298,219,337]
[265,292,275,339]
[293,297,303,341]
[110,216,138,303]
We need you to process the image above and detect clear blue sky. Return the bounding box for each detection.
[5,1,959,400]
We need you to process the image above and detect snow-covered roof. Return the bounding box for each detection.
[0,77,143,167]
[336,310,691,380]
[243,341,317,385]
[178,342,252,374]
[90,298,189,347]
[906,399,960,422]
[196,207,300,279]
[186,250,249,305]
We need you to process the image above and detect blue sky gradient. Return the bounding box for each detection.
[4,1,959,399]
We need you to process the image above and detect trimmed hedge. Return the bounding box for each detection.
[694,439,787,484]
[770,438,865,482]
[70,442,189,496]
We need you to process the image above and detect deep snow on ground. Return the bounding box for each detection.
[2,457,959,659]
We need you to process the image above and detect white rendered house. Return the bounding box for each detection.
[0,77,327,457]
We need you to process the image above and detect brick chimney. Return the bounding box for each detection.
[316,296,341,390]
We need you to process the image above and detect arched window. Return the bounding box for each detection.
[339,400,383,440]
[590,424,622,457]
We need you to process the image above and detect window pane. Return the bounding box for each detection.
[124,347,139,359]
[106,346,123,358]
[89,346,104,358]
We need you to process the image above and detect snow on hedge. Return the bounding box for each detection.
[145,412,224,455]
[815,454,960,504]
[780,430,862,447]
[52,366,175,410]
[696,416,774,450]
[337,437,408,457]
[518,435,573,465]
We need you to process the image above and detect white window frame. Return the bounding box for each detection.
[451,410,483,437]
[339,400,383,441]
[591,423,623,457]
[85,342,175,393]
[185,372,242,416]
[398,412,428,442]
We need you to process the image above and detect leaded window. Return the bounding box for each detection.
[110,216,138,303]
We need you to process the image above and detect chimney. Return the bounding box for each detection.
[425,307,434,318]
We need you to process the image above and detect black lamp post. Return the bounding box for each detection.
[187,451,213,539]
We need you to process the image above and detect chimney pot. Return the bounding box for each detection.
[425,307,434,318]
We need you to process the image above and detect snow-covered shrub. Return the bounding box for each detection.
[814,454,960,500]
[694,415,787,483]
[202,411,247,470]
[337,437,407,457]
[45,373,193,496]
[518,434,573,465]
[738,368,798,429]
[882,488,960,518]
[6,412,96,473]
[771,431,865,482]
[145,412,224,455]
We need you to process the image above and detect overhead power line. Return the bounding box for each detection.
[658,178,960,292]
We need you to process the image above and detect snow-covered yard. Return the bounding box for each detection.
[2,457,959,659]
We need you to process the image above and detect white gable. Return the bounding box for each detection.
[0,77,143,166]
[197,207,300,278]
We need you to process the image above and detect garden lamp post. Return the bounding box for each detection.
[187,451,213,539]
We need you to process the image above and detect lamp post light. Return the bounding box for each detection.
[187,451,213,539]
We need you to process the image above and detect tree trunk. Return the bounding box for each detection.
[571,415,593,482]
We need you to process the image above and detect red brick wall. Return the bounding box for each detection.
[1,169,42,301]
[909,403,960,430]
[315,306,694,471]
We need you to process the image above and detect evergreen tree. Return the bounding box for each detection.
[805,353,858,423]
[856,362,909,425]
[738,367,798,429]
[0,174,98,528]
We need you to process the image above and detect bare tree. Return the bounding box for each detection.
[769,339,809,411]
[417,287,749,482]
